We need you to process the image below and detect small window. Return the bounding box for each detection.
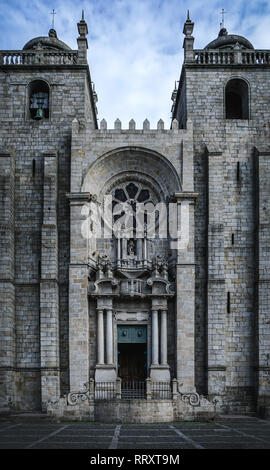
[225,79,249,119]
[28,80,49,120]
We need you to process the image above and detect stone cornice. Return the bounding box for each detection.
[174,191,199,200]
[66,192,96,205]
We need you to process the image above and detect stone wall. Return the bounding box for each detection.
[175,64,270,412]
[0,65,95,409]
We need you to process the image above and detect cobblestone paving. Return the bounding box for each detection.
[0,420,269,449]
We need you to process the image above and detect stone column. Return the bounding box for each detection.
[122,238,127,259]
[254,148,270,414]
[95,298,116,382]
[174,192,198,391]
[206,150,226,399]
[137,238,143,260]
[106,309,113,364]
[40,153,60,410]
[0,152,15,409]
[144,236,148,262]
[117,237,121,265]
[160,310,168,365]
[150,299,170,381]
[151,310,159,365]
[97,309,104,364]
[67,192,91,391]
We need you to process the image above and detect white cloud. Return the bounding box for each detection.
[1,0,270,127]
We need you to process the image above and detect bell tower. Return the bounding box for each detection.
[172,13,270,415]
[0,13,98,410]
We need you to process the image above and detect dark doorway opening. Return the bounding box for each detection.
[118,343,147,382]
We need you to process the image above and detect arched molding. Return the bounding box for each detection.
[81,146,182,201]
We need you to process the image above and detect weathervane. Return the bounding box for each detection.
[51,9,56,29]
[220,8,227,29]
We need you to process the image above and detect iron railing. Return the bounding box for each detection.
[94,380,172,400]
[67,379,200,406]
[121,381,146,399]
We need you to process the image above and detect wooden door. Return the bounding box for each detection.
[118,343,147,381]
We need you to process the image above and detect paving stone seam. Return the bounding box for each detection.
[0,424,22,432]
[24,425,70,449]
[215,423,270,445]
[169,425,205,449]
[108,425,121,450]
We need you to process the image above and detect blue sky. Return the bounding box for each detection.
[0,0,270,127]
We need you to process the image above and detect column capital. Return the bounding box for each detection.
[97,297,113,310]
[151,297,167,311]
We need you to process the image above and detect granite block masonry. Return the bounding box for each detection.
[0,12,269,422]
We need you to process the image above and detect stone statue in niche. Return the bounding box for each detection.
[127,239,136,256]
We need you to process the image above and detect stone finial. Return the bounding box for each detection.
[77,11,88,37]
[157,119,164,130]
[92,82,98,105]
[114,118,121,130]
[172,118,179,130]
[77,11,88,63]
[100,118,107,130]
[129,119,136,130]
[183,11,195,63]
[143,119,150,130]
[183,10,194,37]
[72,117,79,132]
[48,28,57,38]
[171,81,178,103]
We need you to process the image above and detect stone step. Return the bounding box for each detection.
[0,411,54,423]
[216,414,260,422]
[0,408,11,415]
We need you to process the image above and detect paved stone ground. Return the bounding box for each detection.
[0,419,269,449]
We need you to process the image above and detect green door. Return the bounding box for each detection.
[117,325,147,344]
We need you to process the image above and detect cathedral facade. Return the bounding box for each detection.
[0,13,269,422]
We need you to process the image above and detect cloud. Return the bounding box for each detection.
[1,0,270,127]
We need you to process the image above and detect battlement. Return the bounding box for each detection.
[96,118,180,132]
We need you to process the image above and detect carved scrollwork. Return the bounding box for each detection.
[177,382,200,406]
[181,392,200,406]
[67,382,90,406]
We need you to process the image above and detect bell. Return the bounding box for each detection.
[34,108,44,120]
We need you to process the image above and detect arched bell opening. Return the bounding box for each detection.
[28,80,50,120]
[225,78,249,119]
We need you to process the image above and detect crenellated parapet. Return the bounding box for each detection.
[99,117,179,131]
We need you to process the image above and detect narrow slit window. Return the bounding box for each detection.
[237,162,240,182]
[32,159,36,178]
[227,292,231,314]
